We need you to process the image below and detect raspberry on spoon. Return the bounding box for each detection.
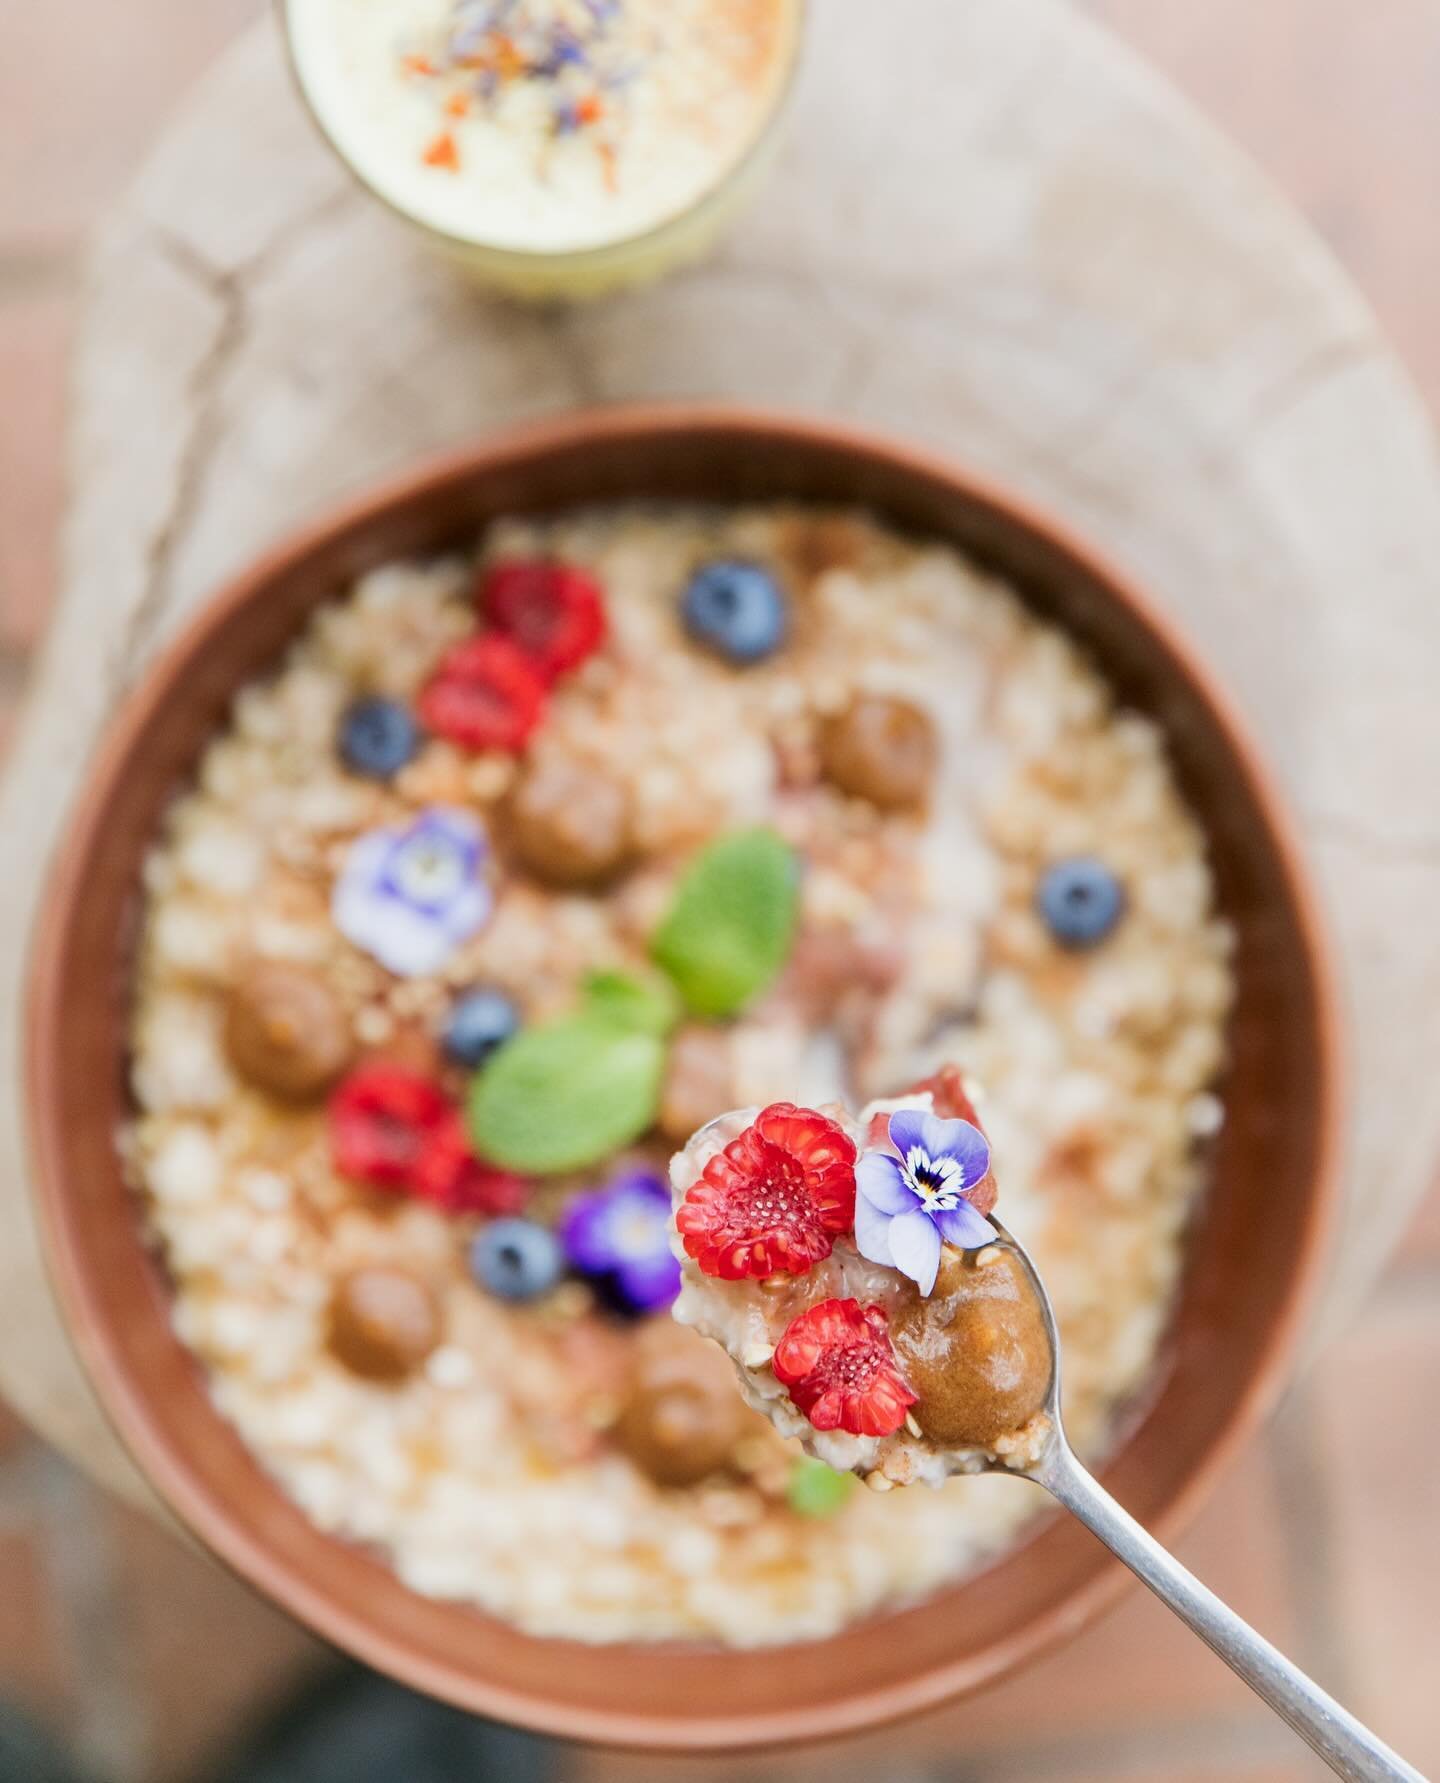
[772,1298,916,1438]
[676,1101,856,1280]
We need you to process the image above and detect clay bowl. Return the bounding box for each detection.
[27,406,1341,1751]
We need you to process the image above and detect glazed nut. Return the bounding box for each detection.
[819,694,938,810]
[890,1249,1051,1448]
[740,1342,776,1371]
[506,757,632,888]
[223,960,354,1100]
[613,1338,753,1489]
[614,1376,749,1489]
[326,1266,442,1383]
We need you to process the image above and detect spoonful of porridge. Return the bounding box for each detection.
[667,1067,1421,1783]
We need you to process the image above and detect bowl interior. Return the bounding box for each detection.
[26,411,1337,1750]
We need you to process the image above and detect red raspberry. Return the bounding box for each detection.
[773,1298,916,1437]
[417,634,546,752]
[677,1101,856,1280]
[411,1110,529,1215]
[331,1068,529,1215]
[330,1065,449,1187]
[480,559,607,683]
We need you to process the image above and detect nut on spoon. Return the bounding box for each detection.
[985,1218,1420,1783]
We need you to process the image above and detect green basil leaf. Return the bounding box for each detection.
[582,969,681,1037]
[651,828,800,1019]
[468,1015,665,1175]
[786,1458,857,1518]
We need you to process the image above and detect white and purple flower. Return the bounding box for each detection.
[332,806,491,977]
[855,1109,996,1297]
[560,1169,682,1315]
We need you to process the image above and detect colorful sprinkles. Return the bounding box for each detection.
[401,0,644,175]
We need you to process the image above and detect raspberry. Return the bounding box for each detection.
[480,559,607,683]
[677,1101,856,1280]
[417,634,546,752]
[773,1298,916,1437]
[331,1067,528,1215]
[412,1110,529,1215]
[330,1065,449,1187]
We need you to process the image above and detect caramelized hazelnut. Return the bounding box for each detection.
[614,1326,751,1487]
[506,759,631,888]
[819,695,937,810]
[224,962,353,1101]
[327,1266,441,1383]
[657,1026,737,1145]
[890,1248,1051,1447]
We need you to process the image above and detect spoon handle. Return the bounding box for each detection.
[1035,1442,1424,1782]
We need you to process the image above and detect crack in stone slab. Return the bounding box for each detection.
[109,188,360,687]
[109,231,248,691]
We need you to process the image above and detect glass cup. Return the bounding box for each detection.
[281,0,805,302]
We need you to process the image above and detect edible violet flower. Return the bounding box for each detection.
[561,1169,681,1314]
[332,806,491,977]
[854,1110,996,1297]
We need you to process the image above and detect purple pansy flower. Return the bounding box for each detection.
[332,806,491,977]
[854,1110,996,1297]
[560,1170,681,1314]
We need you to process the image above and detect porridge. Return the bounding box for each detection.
[125,503,1234,1646]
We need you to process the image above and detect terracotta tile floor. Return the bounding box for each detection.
[1,2,1437,1778]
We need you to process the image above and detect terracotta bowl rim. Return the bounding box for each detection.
[24,402,1345,1751]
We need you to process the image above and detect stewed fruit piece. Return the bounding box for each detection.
[819,693,937,810]
[505,757,632,888]
[613,1326,751,1488]
[224,962,354,1102]
[327,1266,441,1383]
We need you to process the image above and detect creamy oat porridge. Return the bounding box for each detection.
[125,504,1234,1646]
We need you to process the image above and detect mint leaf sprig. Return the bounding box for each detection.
[468,830,800,1175]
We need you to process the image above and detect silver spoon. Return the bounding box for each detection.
[986,1218,1422,1783]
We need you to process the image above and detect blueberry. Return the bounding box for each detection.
[443,988,520,1068]
[470,1218,564,1302]
[681,560,788,665]
[1037,857,1126,949]
[338,697,420,779]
